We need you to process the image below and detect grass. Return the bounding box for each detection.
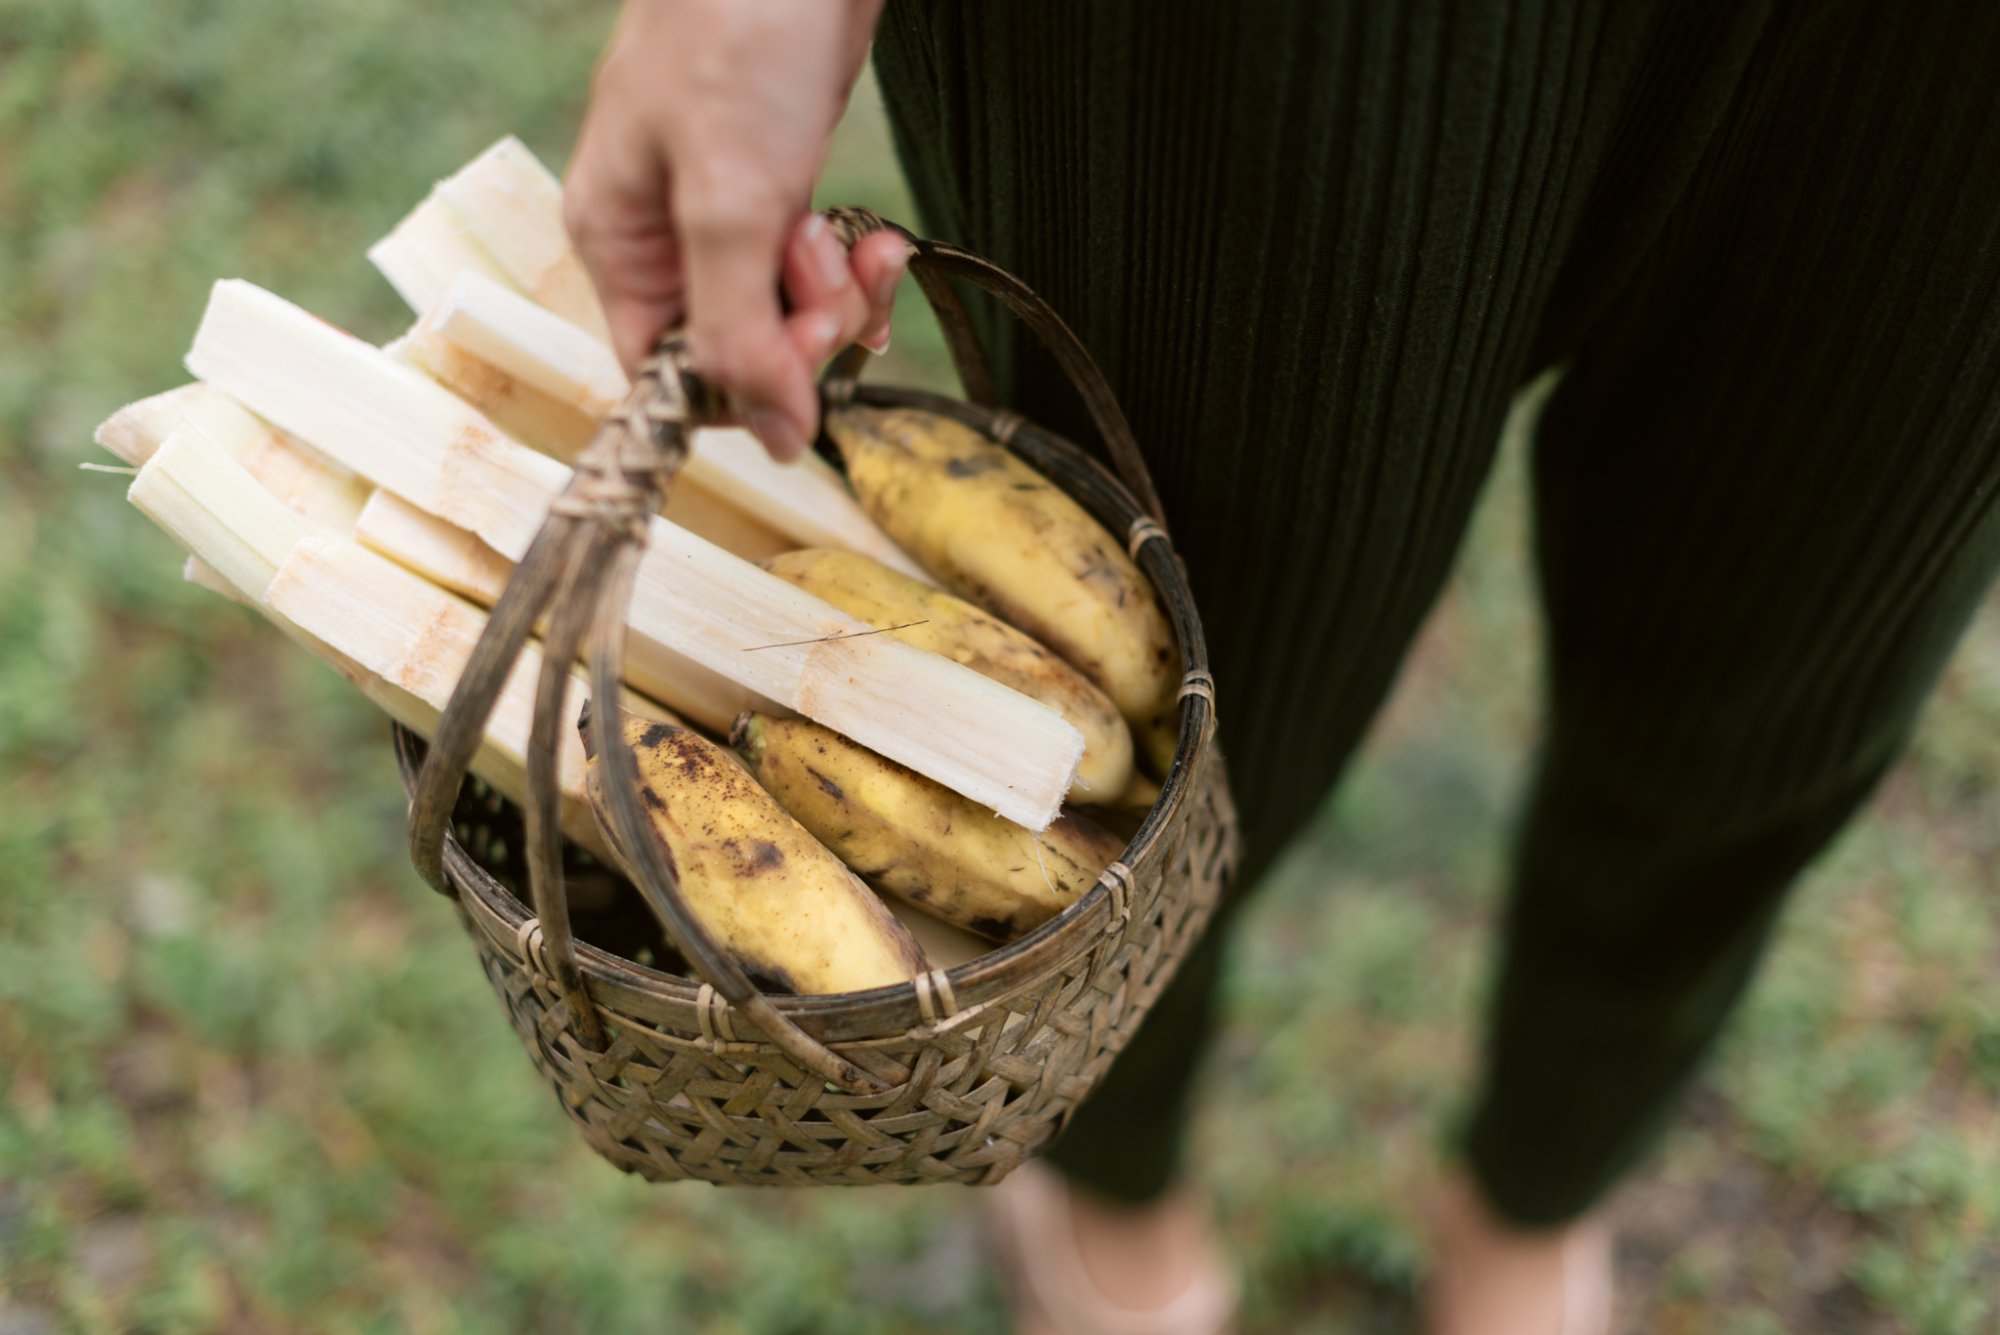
[2,4,1997,1330]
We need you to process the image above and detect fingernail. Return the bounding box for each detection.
[746,407,804,461]
[861,326,891,355]
[806,223,848,292]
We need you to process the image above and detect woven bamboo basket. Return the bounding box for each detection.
[393,212,1238,1186]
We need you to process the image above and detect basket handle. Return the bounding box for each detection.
[408,332,900,1093]
[408,211,1151,1096]
[822,210,1168,524]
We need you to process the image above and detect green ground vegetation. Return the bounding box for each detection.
[3,4,1997,1331]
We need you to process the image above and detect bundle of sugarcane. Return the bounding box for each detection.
[96,137,1182,993]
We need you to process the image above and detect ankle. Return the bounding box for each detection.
[1426,1169,1613,1335]
[992,1163,1239,1333]
[1061,1179,1212,1309]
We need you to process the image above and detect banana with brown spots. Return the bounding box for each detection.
[732,713,1125,943]
[580,705,929,995]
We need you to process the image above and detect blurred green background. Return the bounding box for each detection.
[4,3,1999,1331]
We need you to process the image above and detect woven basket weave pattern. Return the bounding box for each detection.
[441,749,1235,1186]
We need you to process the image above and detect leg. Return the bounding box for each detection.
[1470,0,2000,1228]
[873,0,1676,1205]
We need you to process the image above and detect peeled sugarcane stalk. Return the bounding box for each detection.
[424,270,930,580]
[95,383,365,527]
[129,424,319,603]
[267,535,636,852]
[99,387,283,606]
[350,490,771,729]
[375,137,914,574]
[371,136,608,342]
[388,323,793,563]
[108,382,769,734]
[124,427,641,860]
[95,383,211,466]
[182,553,247,605]
[98,382,369,594]
[196,287,765,732]
[365,193,513,323]
[649,487,796,565]
[351,487,786,693]
[388,327,597,461]
[186,280,1085,829]
[353,489,517,605]
[434,138,609,341]
[684,428,932,582]
[426,270,622,412]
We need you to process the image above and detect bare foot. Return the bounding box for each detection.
[1426,1170,1612,1335]
[990,1162,1237,1335]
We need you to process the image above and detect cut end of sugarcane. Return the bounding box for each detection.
[94,383,213,466]
[433,137,610,341]
[186,276,567,557]
[128,423,309,601]
[354,488,515,606]
[370,137,608,339]
[388,326,597,463]
[368,190,513,317]
[426,270,626,413]
[797,629,1086,830]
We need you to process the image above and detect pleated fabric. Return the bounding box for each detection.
[872,0,2000,1221]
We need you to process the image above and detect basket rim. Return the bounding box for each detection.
[396,384,1219,1045]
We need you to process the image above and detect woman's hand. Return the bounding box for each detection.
[563,0,910,461]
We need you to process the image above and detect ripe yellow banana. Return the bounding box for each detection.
[763,547,1135,803]
[733,713,1126,943]
[580,704,929,995]
[825,406,1178,743]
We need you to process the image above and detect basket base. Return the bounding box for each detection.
[442,754,1237,1188]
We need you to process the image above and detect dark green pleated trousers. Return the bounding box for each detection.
[872,0,2000,1225]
